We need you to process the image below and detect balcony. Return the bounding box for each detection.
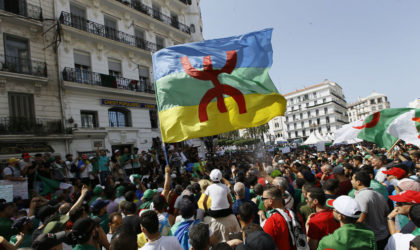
[0,54,47,77]
[1,0,42,20]
[62,67,155,94]
[0,117,64,135]
[59,12,159,52]
[115,0,190,34]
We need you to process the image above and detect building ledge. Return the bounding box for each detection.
[0,134,72,141]
[0,71,48,84]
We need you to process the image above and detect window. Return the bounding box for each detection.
[317,118,320,125]
[309,120,312,125]
[8,92,35,120]
[70,3,86,30]
[316,109,319,116]
[3,0,26,16]
[149,109,158,129]
[314,100,317,105]
[301,122,304,128]
[170,12,179,28]
[286,116,289,122]
[295,131,298,137]
[138,66,153,93]
[378,105,383,109]
[313,92,317,98]
[303,130,306,137]
[323,98,326,103]
[80,111,98,128]
[288,132,291,138]
[324,107,328,114]
[190,24,196,33]
[275,123,279,128]
[134,27,146,49]
[370,99,375,105]
[292,114,295,121]
[155,35,165,50]
[307,111,310,117]
[74,50,91,83]
[152,3,161,20]
[377,98,383,103]
[326,116,330,123]
[300,113,303,119]
[108,107,130,127]
[108,58,121,77]
[372,106,376,111]
[4,34,30,74]
[306,103,309,108]
[104,15,118,40]
[304,94,308,100]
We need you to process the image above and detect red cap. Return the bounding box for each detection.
[389,190,420,204]
[81,154,88,160]
[257,177,266,187]
[382,167,407,179]
[23,153,31,159]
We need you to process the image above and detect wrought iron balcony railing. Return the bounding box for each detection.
[115,0,191,34]
[59,11,159,52]
[62,67,155,94]
[0,117,64,135]
[0,54,47,77]
[0,0,43,20]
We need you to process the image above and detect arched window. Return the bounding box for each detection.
[190,24,195,33]
[108,107,130,127]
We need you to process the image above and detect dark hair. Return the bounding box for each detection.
[308,187,326,207]
[354,171,371,187]
[359,166,375,177]
[253,184,264,196]
[409,204,420,227]
[179,195,195,219]
[191,183,201,194]
[212,242,232,250]
[296,178,305,189]
[302,182,316,192]
[341,215,359,224]
[152,195,167,211]
[353,156,363,162]
[242,223,262,238]
[121,201,137,215]
[323,179,339,193]
[69,207,85,223]
[343,163,354,171]
[124,191,136,202]
[264,187,283,201]
[111,227,137,250]
[108,212,122,223]
[189,223,210,250]
[238,202,255,223]
[139,210,159,234]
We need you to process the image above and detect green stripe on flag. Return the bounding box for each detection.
[155,67,278,111]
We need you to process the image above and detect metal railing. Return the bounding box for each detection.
[0,0,43,20]
[0,54,47,77]
[0,117,64,135]
[59,12,159,52]
[116,0,191,34]
[62,67,155,94]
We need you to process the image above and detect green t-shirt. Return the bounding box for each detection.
[98,156,110,172]
[90,213,109,234]
[413,227,420,236]
[43,214,69,234]
[92,161,99,174]
[119,154,130,166]
[10,234,32,248]
[0,217,17,241]
[73,244,99,250]
[317,223,377,250]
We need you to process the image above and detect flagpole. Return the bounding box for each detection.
[162,142,169,166]
[386,139,401,156]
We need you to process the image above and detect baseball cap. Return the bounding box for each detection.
[81,154,87,160]
[389,190,420,204]
[236,231,277,250]
[210,169,222,182]
[332,166,344,175]
[326,195,361,218]
[32,231,68,250]
[398,179,420,192]
[143,189,156,201]
[90,199,110,212]
[116,186,125,198]
[23,153,31,159]
[93,185,104,195]
[382,167,407,179]
[114,149,120,154]
[36,204,60,222]
[71,218,97,243]
[8,158,19,164]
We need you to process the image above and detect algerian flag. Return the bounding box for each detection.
[344,108,420,148]
[333,119,364,144]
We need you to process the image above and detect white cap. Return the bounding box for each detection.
[327,195,361,218]
[278,160,285,165]
[210,169,222,182]
[114,149,120,153]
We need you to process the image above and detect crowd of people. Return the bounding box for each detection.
[0,140,420,250]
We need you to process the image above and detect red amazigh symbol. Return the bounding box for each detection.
[180,50,247,122]
[413,117,420,138]
[353,112,381,130]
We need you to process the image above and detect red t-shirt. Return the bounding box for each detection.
[307,210,340,240]
[315,172,335,181]
[338,179,353,196]
[263,210,294,250]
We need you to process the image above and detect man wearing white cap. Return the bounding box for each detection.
[202,169,233,218]
[317,196,377,250]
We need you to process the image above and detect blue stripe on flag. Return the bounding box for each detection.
[152,28,273,82]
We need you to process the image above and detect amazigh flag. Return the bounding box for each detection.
[152,29,287,143]
[334,108,420,148]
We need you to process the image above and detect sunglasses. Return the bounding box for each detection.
[396,202,412,206]
[261,197,271,201]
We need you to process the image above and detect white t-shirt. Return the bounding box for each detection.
[375,167,387,183]
[204,183,230,210]
[384,233,415,250]
[139,236,184,250]
[79,163,92,178]
[65,160,75,179]
[2,165,21,178]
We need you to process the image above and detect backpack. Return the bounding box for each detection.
[174,219,199,250]
[272,208,309,250]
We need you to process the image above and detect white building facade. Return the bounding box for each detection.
[0,0,72,160]
[55,0,203,155]
[282,80,348,141]
[347,92,391,122]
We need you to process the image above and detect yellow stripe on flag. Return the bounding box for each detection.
[159,93,286,143]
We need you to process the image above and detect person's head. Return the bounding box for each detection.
[302,183,316,199]
[321,164,333,174]
[0,202,15,218]
[124,191,137,202]
[353,156,363,167]
[272,177,288,192]
[152,195,168,212]
[262,187,283,210]
[72,217,99,245]
[108,212,123,233]
[32,231,68,250]
[69,206,87,223]
[179,195,196,219]
[123,147,129,154]
[210,169,222,183]
[12,216,33,233]
[120,201,137,216]
[253,183,264,196]
[236,229,277,250]
[234,182,246,199]
[307,187,326,209]
[91,199,109,216]
[139,210,159,236]
[242,223,263,240]
[133,147,139,154]
[65,154,73,161]
[370,155,382,169]
[238,202,255,225]
[410,235,420,250]
[191,183,201,195]
[409,204,420,227]
[110,226,137,250]
[189,223,210,250]
[351,171,371,190]
[328,195,361,224]
[323,178,340,195]
[8,157,19,166]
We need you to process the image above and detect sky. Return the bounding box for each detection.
[200,0,420,108]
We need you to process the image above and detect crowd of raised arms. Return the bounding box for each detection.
[0,141,420,250]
